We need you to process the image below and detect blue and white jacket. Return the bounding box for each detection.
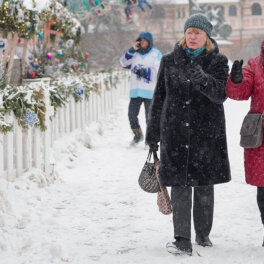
[120,32,162,99]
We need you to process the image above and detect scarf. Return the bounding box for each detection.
[185,46,205,60]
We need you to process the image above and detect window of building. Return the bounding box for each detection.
[150,6,165,19]
[229,5,237,16]
[177,9,181,18]
[182,7,185,18]
[252,3,262,15]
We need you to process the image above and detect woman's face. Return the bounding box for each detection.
[185,27,207,50]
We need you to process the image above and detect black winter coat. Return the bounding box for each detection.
[146,39,231,187]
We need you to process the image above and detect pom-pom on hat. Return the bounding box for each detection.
[184,13,213,37]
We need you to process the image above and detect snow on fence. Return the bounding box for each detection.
[0,71,130,180]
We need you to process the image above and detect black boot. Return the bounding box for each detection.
[166,237,192,256]
[195,235,213,247]
[130,128,143,145]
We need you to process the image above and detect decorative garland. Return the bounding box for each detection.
[0,0,39,38]
[1,83,46,131]
[0,70,122,133]
[0,0,80,41]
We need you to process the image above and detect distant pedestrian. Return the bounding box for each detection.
[120,32,162,146]
[122,0,137,22]
[137,0,152,12]
[146,13,231,255]
[226,40,264,247]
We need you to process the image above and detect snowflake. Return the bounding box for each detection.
[24,109,39,127]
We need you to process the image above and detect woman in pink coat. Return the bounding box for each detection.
[226,41,264,246]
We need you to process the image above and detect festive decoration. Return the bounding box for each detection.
[1,84,46,131]
[0,0,39,38]
[0,39,6,50]
[76,83,84,96]
[57,50,63,56]
[27,54,34,62]
[0,70,122,133]
[66,39,74,48]
[85,52,90,59]
[24,109,39,127]
[47,53,53,60]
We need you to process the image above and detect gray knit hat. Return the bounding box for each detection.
[184,13,213,37]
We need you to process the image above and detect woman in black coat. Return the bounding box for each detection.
[146,13,231,256]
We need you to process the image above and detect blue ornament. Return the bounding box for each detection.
[0,39,6,50]
[66,39,74,48]
[38,33,43,38]
[27,54,34,62]
[24,109,39,127]
[76,84,84,96]
[57,50,63,56]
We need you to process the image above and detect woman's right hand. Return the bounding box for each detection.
[231,59,243,84]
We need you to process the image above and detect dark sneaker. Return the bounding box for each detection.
[195,236,213,247]
[166,238,192,256]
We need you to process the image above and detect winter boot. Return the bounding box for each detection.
[130,128,144,145]
[195,235,213,247]
[166,237,192,256]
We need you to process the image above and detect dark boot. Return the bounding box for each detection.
[166,237,192,256]
[195,235,213,247]
[130,128,143,145]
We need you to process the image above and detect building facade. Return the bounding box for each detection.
[135,0,264,61]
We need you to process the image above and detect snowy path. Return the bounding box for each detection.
[1,98,264,264]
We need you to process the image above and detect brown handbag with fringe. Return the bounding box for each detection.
[155,161,172,215]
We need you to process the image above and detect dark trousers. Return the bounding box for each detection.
[128,97,151,130]
[171,185,214,240]
[124,4,132,18]
[257,187,264,225]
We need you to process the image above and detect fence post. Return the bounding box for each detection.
[33,127,41,170]
[6,113,15,180]
[0,133,3,178]
[15,120,23,177]
[65,103,70,133]
[43,88,51,174]
[69,97,76,131]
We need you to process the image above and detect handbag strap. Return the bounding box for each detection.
[146,150,159,163]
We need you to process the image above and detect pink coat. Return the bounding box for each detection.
[226,52,264,187]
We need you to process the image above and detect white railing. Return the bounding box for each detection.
[0,71,130,180]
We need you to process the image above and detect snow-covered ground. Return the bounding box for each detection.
[0,97,264,264]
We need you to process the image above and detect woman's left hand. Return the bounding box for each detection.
[190,64,208,86]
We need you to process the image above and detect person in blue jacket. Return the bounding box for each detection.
[120,32,162,145]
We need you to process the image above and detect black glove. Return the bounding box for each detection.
[231,59,243,84]
[190,64,208,86]
[148,142,159,152]
[135,68,148,78]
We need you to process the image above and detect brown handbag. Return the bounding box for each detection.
[155,161,172,215]
[240,111,264,148]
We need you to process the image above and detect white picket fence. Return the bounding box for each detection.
[0,71,130,180]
